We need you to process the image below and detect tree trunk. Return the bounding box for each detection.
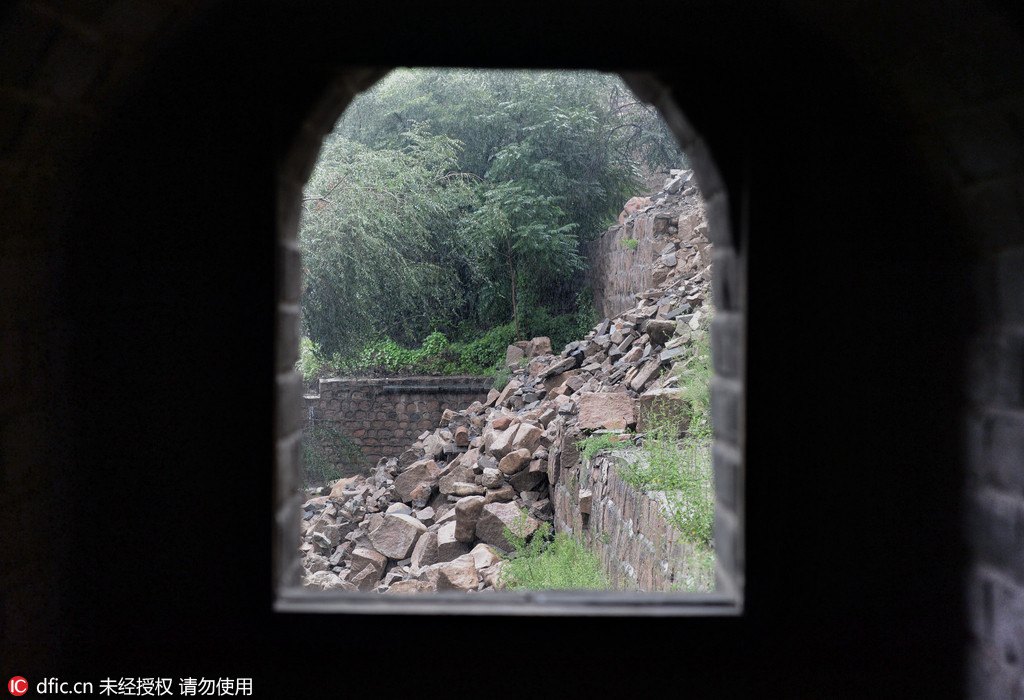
[509,256,519,338]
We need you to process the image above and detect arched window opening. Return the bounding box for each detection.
[273,68,745,614]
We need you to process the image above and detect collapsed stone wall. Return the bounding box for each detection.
[299,171,713,593]
[304,376,494,470]
[586,170,712,319]
[553,450,703,591]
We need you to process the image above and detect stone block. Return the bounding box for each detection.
[368,514,427,560]
[578,392,636,431]
[476,501,540,551]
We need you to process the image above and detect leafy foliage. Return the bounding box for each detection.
[298,336,326,384]
[460,180,580,335]
[673,319,714,440]
[299,69,685,364]
[300,125,475,356]
[336,69,681,236]
[670,546,716,593]
[299,322,521,378]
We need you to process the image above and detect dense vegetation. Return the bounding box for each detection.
[298,69,684,380]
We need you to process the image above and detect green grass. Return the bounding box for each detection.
[298,336,327,384]
[670,546,716,593]
[491,366,512,390]
[576,432,629,462]
[624,434,714,547]
[673,318,713,440]
[622,237,639,250]
[500,520,609,590]
[298,298,599,382]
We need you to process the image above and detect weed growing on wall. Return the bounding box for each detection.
[576,432,630,462]
[622,316,715,548]
[499,518,609,590]
[624,432,713,547]
[673,320,713,440]
[622,237,639,250]
[297,336,325,383]
[670,546,716,593]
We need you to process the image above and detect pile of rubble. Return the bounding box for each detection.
[300,171,712,594]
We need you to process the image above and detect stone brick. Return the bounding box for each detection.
[711,311,742,380]
[942,108,1024,182]
[711,245,740,313]
[368,513,427,560]
[710,376,741,446]
[476,502,540,551]
[713,441,743,514]
[966,646,1021,700]
[391,458,440,503]
[454,495,486,542]
[967,486,1024,582]
[965,177,1024,252]
[0,11,58,88]
[578,392,636,431]
[996,247,1024,325]
[714,508,743,594]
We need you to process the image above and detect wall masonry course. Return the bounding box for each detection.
[553,449,706,592]
[303,376,493,471]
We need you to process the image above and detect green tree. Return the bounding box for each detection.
[460,180,581,336]
[338,69,678,240]
[300,69,687,367]
[299,125,475,357]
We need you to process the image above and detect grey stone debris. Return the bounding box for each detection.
[368,514,427,560]
[299,172,712,595]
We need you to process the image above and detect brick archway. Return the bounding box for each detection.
[1,3,1021,696]
[271,68,747,607]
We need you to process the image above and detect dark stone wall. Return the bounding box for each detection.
[303,376,493,470]
[1,2,1022,698]
[585,189,711,319]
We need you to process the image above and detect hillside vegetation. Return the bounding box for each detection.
[298,69,684,380]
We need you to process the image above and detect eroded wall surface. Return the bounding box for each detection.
[304,376,494,469]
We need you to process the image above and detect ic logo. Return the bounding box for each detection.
[7,677,28,696]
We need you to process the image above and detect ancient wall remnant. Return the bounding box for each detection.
[300,170,716,593]
[586,170,712,319]
[304,376,494,470]
[552,449,701,591]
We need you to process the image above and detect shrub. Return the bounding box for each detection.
[297,336,326,383]
[522,298,599,354]
[491,367,512,391]
[500,520,609,590]
[622,237,639,250]
[623,400,714,546]
[451,323,517,373]
[670,545,716,593]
